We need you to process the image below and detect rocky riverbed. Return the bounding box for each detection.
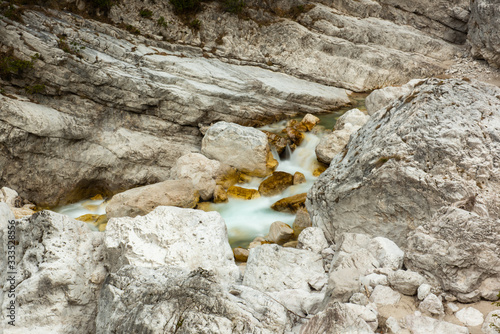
[1,0,500,333]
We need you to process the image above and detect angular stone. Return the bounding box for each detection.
[370,285,401,305]
[468,0,500,68]
[262,130,288,154]
[419,293,444,316]
[325,268,363,303]
[258,171,294,197]
[404,315,469,334]
[365,79,423,115]
[293,171,306,185]
[334,108,369,131]
[315,125,356,164]
[226,186,260,200]
[367,237,404,271]
[292,207,312,235]
[267,221,294,245]
[284,126,305,146]
[233,247,249,262]
[301,113,320,131]
[270,193,307,213]
[388,270,426,296]
[297,227,329,254]
[417,284,432,301]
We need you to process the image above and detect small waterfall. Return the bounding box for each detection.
[282,144,293,161]
[271,145,281,164]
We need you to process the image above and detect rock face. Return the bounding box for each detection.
[405,207,500,302]
[105,180,199,218]
[202,122,277,177]
[0,211,107,334]
[468,0,500,68]
[105,206,239,281]
[308,78,500,246]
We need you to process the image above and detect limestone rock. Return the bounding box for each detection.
[334,108,370,131]
[271,193,307,213]
[419,294,444,316]
[482,310,500,334]
[325,268,363,303]
[202,122,276,177]
[243,244,327,293]
[361,273,389,288]
[455,307,484,327]
[350,293,370,306]
[226,186,260,200]
[301,113,320,131]
[385,317,403,334]
[388,270,426,296]
[105,206,239,282]
[370,285,401,305]
[293,171,306,185]
[405,207,500,301]
[233,247,249,262]
[0,211,106,334]
[293,207,312,235]
[403,315,469,334]
[365,79,423,115]
[213,185,228,203]
[367,237,404,271]
[258,171,294,197]
[0,187,19,207]
[105,179,199,218]
[418,284,432,301]
[308,79,500,246]
[267,221,294,245]
[297,227,329,254]
[171,153,221,201]
[468,0,500,68]
[315,124,359,164]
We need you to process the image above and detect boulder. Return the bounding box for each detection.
[105,180,199,218]
[293,207,312,235]
[226,186,260,200]
[267,221,294,245]
[301,114,320,131]
[419,294,444,316]
[271,193,307,213]
[171,153,222,201]
[455,307,484,327]
[258,171,294,196]
[388,270,426,296]
[202,122,276,177]
[482,310,500,334]
[293,171,306,185]
[468,0,500,68]
[0,211,106,334]
[308,79,500,246]
[96,266,294,334]
[105,206,239,282]
[315,123,360,164]
[334,108,370,131]
[403,315,469,334]
[364,79,423,115]
[297,227,329,254]
[405,207,500,301]
[370,285,401,305]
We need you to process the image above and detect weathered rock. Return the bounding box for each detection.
[325,267,363,303]
[0,211,106,334]
[385,317,403,334]
[479,278,500,300]
[455,307,484,327]
[105,179,199,218]
[388,270,426,296]
[300,302,377,334]
[258,171,294,196]
[293,207,312,235]
[284,126,305,146]
[405,207,500,301]
[213,185,228,203]
[315,123,360,164]
[403,315,469,334]
[271,192,307,213]
[365,79,423,115]
[361,273,389,288]
[308,79,500,246]
[283,240,299,248]
[297,227,329,254]
[482,310,500,334]
[171,153,221,201]
[262,130,288,154]
[0,186,19,207]
[267,221,294,245]
[243,244,327,293]
[418,284,432,301]
[96,266,294,334]
[301,113,320,131]
[233,247,249,262]
[226,186,260,200]
[202,122,277,177]
[419,294,444,316]
[105,206,239,282]
[468,0,500,68]
[367,237,404,271]
[293,171,306,185]
[370,285,401,305]
[350,293,370,306]
[334,108,370,131]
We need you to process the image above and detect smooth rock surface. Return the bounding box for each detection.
[315,123,360,164]
[403,315,469,334]
[105,179,199,218]
[308,79,500,246]
[258,171,294,196]
[455,307,484,327]
[334,108,370,131]
[388,270,426,296]
[271,193,307,213]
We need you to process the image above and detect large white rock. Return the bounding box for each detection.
[202,121,275,177]
[105,206,239,282]
[297,227,329,254]
[455,307,484,327]
[482,310,500,334]
[417,284,432,301]
[334,108,370,131]
[370,285,401,305]
[388,270,426,296]
[403,315,469,334]
[171,153,222,201]
[308,79,500,247]
[0,211,107,334]
[105,180,199,218]
[315,123,361,164]
[419,293,444,316]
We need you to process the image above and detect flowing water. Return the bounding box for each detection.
[52,94,367,246]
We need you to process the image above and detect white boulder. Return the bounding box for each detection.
[403,315,469,334]
[419,293,444,316]
[482,310,500,334]
[297,227,329,254]
[370,285,401,305]
[388,270,426,296]
[455,307,484,327]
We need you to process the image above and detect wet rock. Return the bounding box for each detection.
[105,179,199,218]
[482,310,500,334]
[270,192,307,213]
[405,207,500,301]
[0,211,106,334]
[262,130,288,154]
[455,307,484,327]
[370,285,401,305]
[292,207,312,235]
[419,294,444,316]
[315,123,360,164]
[284,126,305,146]
[202,122,276,177]
[233,247,249,262]
[267,221,294,245]
[213,185,228,203]
[226,186,260,200]
[293,171,306,185]
[468,0,500,68]
[334,108,370,131]
[388,270,426,296]
[308,79,500,246]
[297,227,329,254]
[258,171,294,197]
[76,213,108,232]
[301,113,320,131]
[171,153,221,201]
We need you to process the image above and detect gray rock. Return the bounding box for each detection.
[308,78,500,246]
[370,285,401,305]
[105,206,239,282]
[365,79,423,115]
[388,270,426,296]
[105,180,199,218]
[361,273,389,288]
[403,315,469,334]
[350,293,370,306]
[297,227,329,254]
[292,208,312,236]
[455,307,484,327]
[202,121,276,177]
[385,316,402,334]
[447,302,460,314]
[0,211,106,334]
[419,293,444,316]
[468,0,500,68]
[267,221,294,245]
[315,123,361,164]
[405,207,500,301]
[482,310,500,334]
[325,268,363,303]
